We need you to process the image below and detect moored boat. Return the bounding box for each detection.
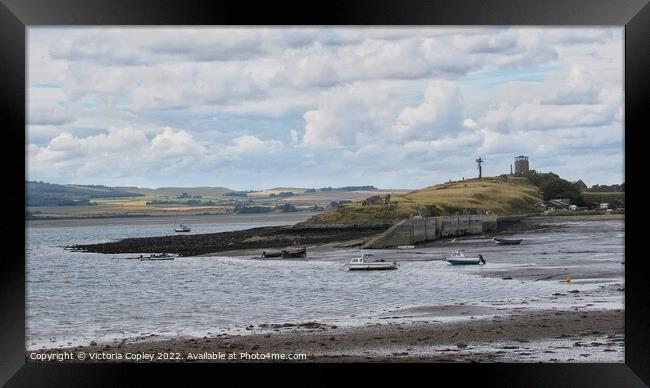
[397,245,415,250]
[140,253,175,261]
[493,237,522,245]
[348,253,398,270]
[260,250,283,258]
[281,242,307,258]
[446,249,485,265]
[175,224,191,232]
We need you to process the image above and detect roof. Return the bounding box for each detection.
[544,199,571,208]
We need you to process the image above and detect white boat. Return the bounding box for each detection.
[140,253,175,261]
[348,253,398,271]
[175,224,191,232]
[446,249,486,265]
[397,245,415,250]
[173,210,191,232]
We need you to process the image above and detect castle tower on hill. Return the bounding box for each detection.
[514,155,529,174]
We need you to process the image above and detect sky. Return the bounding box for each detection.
[27,27,624,190]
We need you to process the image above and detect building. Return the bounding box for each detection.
[514,155,529,174]
[362,194,391,206]
[542,198,571,211]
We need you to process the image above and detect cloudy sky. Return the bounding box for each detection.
[27,27,624,190]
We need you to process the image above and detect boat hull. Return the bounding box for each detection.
[446,258,483,265]
[260,251,282,258]
[281,248,307,258]
[349,263,397,270]
[493,238,522,245]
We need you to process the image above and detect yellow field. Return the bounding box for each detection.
[398,177,541,213]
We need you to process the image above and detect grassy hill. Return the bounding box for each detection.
[311,176,542,223]
[27,181,143,207]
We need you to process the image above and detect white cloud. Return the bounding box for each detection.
[290,129,300,144]
[222,135,284,158]
[391,80,465,139]
[302,83,393,148]
[543,65,601,105]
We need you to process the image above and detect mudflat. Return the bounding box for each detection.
[27,309,623,362]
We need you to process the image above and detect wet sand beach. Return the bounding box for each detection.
[27,308,623,362]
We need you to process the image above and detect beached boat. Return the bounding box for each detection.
[281,242,307,258]
[493,237,522,245]
[175,224,191,233]
[446,249,485,265]
[397,245,415,250]
[260,250,283,258]
[348,253,398,270]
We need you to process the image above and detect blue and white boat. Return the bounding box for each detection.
[446,249,486,265]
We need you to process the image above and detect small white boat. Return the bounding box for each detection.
[397,245,415,250]
[348,253,398,271]
[175,224,191,232]
[446,249,486,265]
[140,253,175,261]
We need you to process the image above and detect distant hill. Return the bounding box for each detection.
[27,181,143,207]
[311,176,542,223]
[114,186,233,197]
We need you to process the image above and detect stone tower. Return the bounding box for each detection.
[514,155,529,174]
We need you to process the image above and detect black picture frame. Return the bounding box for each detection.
[2,0,648,386]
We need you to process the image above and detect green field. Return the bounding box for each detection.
[312,176,543,223]
[114,186,233,198]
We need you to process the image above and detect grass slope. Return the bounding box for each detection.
[312,176,542,223]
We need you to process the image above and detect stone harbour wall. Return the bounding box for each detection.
[362,214,498,249]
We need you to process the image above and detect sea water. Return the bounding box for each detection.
[25,217,624,349]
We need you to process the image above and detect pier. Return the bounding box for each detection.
[362,214,498,249]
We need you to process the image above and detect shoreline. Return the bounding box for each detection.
[26,211,317,228]
[27,308,623,362]
[66,213,623,257]
[525,214,624,222]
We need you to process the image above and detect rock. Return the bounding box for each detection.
[456,342,468,349]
